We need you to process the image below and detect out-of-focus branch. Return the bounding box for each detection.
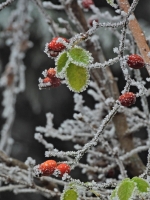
[0,0,15,11]
[0,150,27,169]
[69,0,145,176]
[117,0,150,75]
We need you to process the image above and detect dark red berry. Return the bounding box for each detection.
[127,54,145,69]
[88,18,99,27]
[81,0,94,9]
[39,160,57,176]
[55,163,70,177]
[48,37,69,52]
[50,77,61,87]
[47,68,56,78]
[119,92,136,107]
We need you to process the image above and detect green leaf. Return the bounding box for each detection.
[117,179,135,200]
[65,63,90,93]
[56,51,70,77]
[110,189,117,200]
[68,46,93,67]
[132,177,150,193]
[61,189,78,200]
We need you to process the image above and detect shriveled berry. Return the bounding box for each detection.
[50,77,61,87]
[88,18,99,27]
[81,0,94,9]
[48,37,69,52]
[127,54,145,69]
[119,92,136,107]
[55,163,70,177]
[39,160,57,176]
[43,77,51,83]
[47,68,56,78]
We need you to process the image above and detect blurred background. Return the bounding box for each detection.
[0,0,150,199]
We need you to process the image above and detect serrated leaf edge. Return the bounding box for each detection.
[111,179,136,200]
[68,46,94,67]
[61,187,79,200]
[117,184,136,200]
[55,51,71,78]
[132,177,150,194]
[65,65,90,93]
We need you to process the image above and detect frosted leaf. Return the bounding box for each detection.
[65,63,90,93]
[132,177,150,193]
[56,51,70,78]
[61,188,78,200]
[106,0,117,8]
[117,179,135,200]
[68,46,93,67]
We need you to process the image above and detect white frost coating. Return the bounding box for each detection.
[1,0,150,199]
[147,52,150,58]
[128,14,135,21]
[121,11,127,17]
[146,77,150,82]
[113,47,119,54]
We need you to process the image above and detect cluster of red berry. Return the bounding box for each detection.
[119,54,145,107]
[42,68,61,88]
[34,160,70,177]
[47,37,69,58]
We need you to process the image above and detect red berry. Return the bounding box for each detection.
[48,37,69,52]
[47,68,56,78]
[39,160,57,176]
[55,163,70,177]
[50,77,61,87]
[43,77,51,83]
[81,0,94,9]
[119,92,136,107]
[127,54,145,69]
[42,76,61,88]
